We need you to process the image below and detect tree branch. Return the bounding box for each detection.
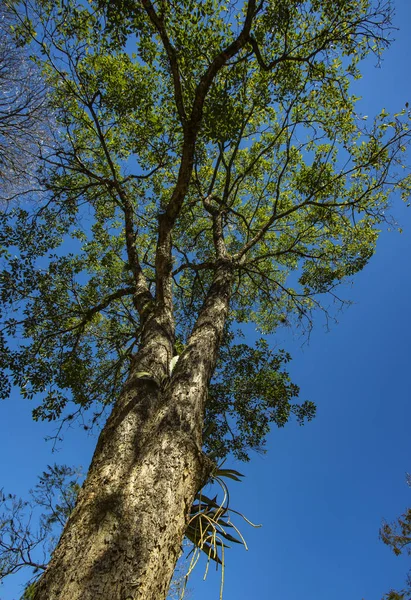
[203,195,229,260]
[140,0,187,125]
[153,0,258,312]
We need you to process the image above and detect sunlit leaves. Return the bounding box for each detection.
[204,338,315,462]
[0,0,409,445]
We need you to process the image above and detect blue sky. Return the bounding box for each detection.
[1,1,411,599]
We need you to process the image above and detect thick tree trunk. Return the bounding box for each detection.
[32,265,233,600]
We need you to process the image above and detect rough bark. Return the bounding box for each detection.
[32,265,233,600]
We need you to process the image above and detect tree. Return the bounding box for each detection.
[0,0,50,200]
[0,465,190,599]
[380,475,411,600]
[0,0,410,598]
[0,465,82,588]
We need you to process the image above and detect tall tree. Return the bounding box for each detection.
[0,0,410,598]
[0,466,190,599]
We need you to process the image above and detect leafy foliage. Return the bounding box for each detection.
[184,465,260,599]
[0,0,409,458]
[380,474,411,600]
[0,0,410,594]
[205,336,315,461]
[0,464,82,589]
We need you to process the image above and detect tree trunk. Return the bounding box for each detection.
[32,265,233,600]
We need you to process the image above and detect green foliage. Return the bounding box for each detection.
[381,508,411,557]
[0,464,82,587]
[0,0,410,502]
[380,474,411,600]
[0,0,410,596]
[205,336,315,462]
[184,465,261,599]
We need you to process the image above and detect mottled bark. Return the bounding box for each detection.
[32,266,233,600]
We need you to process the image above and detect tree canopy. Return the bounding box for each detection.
[1,0,409,456]
[0,0,410,597]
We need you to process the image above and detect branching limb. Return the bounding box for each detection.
[140,0,187,125]
[203,195,229,260]
[172,260,216,278]
[149,1,260,319]
[234,120,410,262]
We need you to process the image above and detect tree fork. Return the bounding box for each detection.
[32,266,234,600]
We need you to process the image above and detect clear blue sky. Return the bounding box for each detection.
[1,1,411,599]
